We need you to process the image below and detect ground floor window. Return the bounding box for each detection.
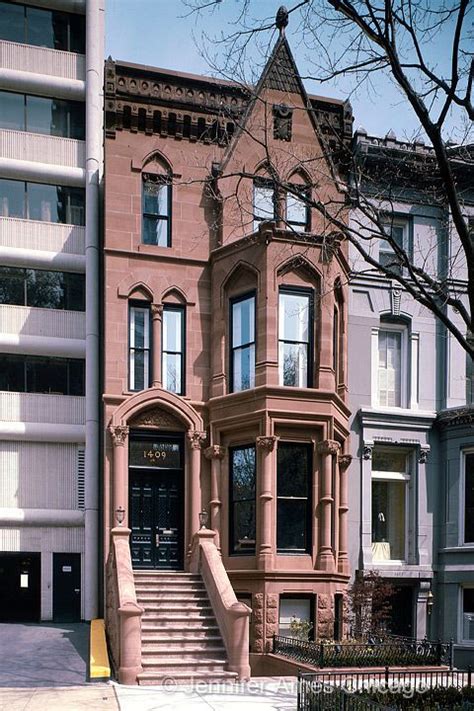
[277,443,312,553]
[462,588,474,641]
[229,445,256,554]
[279,596,314,640]
[371,450,409,562]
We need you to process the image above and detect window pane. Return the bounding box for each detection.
[233,344,255,391]
[64,273,85,311]
[0,267,25,305]
[69,13,85,53]
[277,444,309,497]
[277,443,311,552]
[0,2,24,43]
[132,350,146,391]
[132,309,146,349]
[27,357,67,394]
[277,499,308,550]
[230,447,256,554]
[279,292,309,342]
[372,450,407,474]
[68,100,85,139]
[27,7,56,49]
[254,184,274,221]
[279,342,307,387]
[163,352,181,394]
[66,187,85,226]
[0,355,24,392]
[232,296,254,347]
[68,359,84,395]
[286,192,307,230]
[27,269,64,309]
[0,179,25,218]
[143,180,169,217]
[143,216,168,246]
[279,598,311,639]
[0,92,24,131]
[163,309,182,352]
[378,330,402,407]
[372,480,405,560]
[26,95,55,135]
[28,182,59,222]
[465,454,474,543]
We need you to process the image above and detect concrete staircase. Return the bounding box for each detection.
[134,571,238,685]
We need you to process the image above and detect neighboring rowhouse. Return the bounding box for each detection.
[0,0,103,622]
[103,24,353,681]
[347,129,474,662]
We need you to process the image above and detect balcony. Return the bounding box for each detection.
[0,129,85,169]
[0,216,85,257]
[0,305,85,341]
[0,391,85,425]
[0,40,85,81]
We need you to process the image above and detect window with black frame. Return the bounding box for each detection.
[0,1,85,53]
[0,91,85,140]
[162,305,185,395]
[129,303,151,391]
[142,173,171,247]
[253,178,275,230]
[277,443,312,553]
[464,452,474,544]
[0,178,85,225]
[278,288,312,387]
[0,354,84,395]
[230,293,255,392]
[229,445,256,555]
[286,186,309,232]
[0,267,84,311]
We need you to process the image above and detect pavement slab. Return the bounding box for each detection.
[0,685,117,711]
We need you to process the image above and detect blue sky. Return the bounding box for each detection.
[105,0,461,141]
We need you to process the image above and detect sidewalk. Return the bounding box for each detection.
[0,685,117,711]
[114,676,298,711]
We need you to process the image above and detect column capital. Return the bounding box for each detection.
[317,439,340,455]
[187,430,207,450]
[204,445,226,460]
[109,424,129,447]
[338,454,353,471]
[418,447,430,464]
[150,303,163,320]
[256,435,278,452]
[363,444,373,460]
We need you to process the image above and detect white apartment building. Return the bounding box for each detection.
[0,0,103,621]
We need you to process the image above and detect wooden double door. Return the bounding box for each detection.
[129,433,184,570]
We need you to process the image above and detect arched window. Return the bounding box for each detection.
[286,171,310,233]
[142,156,172,247]
[372,317,411,408]
[129,299,151,391]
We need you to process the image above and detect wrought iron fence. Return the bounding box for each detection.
[273,634,453,668]
[297,667,473,711]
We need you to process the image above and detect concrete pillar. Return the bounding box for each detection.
[316,439,340,571]
[109,425,129,525]
[337,454,352,575]
[204,445,226,550]
[84,0,105,622]
[186,431,206,558]
[151,304,163,387]
[256,436,277,569]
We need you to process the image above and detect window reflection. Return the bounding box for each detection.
[0,354,84,395]
[0,2,85,54]
[231,294,255,392]
[0,179,85,225]
[230,446,256,554]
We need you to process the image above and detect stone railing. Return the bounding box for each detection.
[190,529,251,680]
[105,528,143,684]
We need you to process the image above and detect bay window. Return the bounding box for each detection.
[129,303,151,391]
[230,293,255,392]
[371,450,409,563]
[279,288,312,387]
[162,305,185,395]
[229,445,256,554]
[277,443,312,553]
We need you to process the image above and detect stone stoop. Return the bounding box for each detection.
[134,571,238,686]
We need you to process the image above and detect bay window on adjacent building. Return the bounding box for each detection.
[230,293,255,392]
[0,91,85,140]
[229,445,256,554]
[279,288,312,387]
[371,449,410,562]
[142,173,171,247]
[0,178,85,225]
[0,267,85,311]
[277,443,312,553]
[162,305,185,395]
[129,303,151,391]
[0,354,84,395]
[463,451,474,543]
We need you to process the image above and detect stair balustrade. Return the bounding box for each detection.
[190,528,252,680]
[105,527,144,684]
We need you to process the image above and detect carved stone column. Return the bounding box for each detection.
[337,454,352,575]
[151,304,163,387]
[204,445,226,549]
[109,425,129,526]
[186,430,207,556]
[256,435,277,569]
[316,439,340,571]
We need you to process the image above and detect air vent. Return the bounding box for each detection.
[77,446,85,509]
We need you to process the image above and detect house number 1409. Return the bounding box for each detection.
[143,449,167,460]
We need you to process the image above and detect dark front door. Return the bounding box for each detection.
[0,553,41,622]
[129,433,184,570]
[53,553,81,622]
[389,585,414,637]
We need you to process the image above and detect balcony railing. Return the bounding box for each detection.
[0,391,85,424]
[0,39,85,81]
[0,305,85,340]
[0,129,85,169]
[0,217,85,255]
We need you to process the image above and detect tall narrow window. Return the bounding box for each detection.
[162,305,185,395]
[377,330,402,407]
[464,452,474,543]
[129,303,151,391]
[253,179,275,230]
[142,173,171,247]
[279,288,312,387]
[230,293,255,392]
[379,218,409,274]
[277,443,312,553]
[371,449,409,562]
[286,187,309,232]
[229,445,256,555]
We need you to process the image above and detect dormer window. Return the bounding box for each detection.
[142,173,171,247]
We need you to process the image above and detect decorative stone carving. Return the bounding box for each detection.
[150,303,163,320]
[256,436,277,452]
[317,439,341,456]
[109,425,129,446]
[273,103,293,141]
[187,430,207,449]
[418,447,429,464]
[391,288,402,316]
[363,445,373,460]
[338,454,353,471]
[129,409,182,430]
[204,445,226,460]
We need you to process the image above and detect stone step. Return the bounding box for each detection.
[141,615,217,628]
[141,645,226,657]
[134,572,200,580]
[142,629,221,640]
[135,583,206,592]
[140,602,213,612]
[137,670,238,686]
[141,658,228,673]
[136,590,208,599]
